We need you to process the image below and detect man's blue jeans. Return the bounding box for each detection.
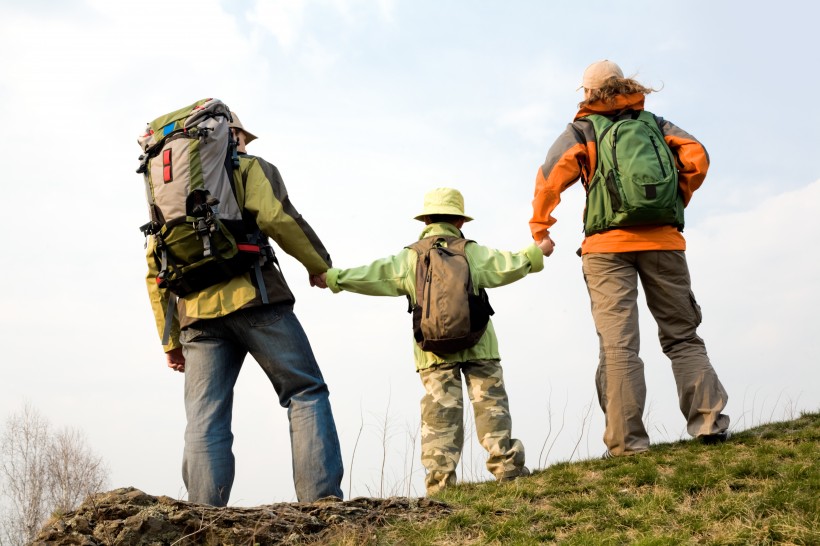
[179,304,344,505]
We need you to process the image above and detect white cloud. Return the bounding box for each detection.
[685,179,820,386]
[248,0,307,50]
[492,56,581,146]
[244,0,396,76]
[299,35,340,76]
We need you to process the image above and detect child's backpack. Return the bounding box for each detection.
[582,109,684,236]
[406,236,494,355]
[136,98,272,300]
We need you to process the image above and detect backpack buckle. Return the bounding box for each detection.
[139,221,158,237]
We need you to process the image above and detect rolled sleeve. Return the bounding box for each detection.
[326,268,342,293]
[523,243,544,273]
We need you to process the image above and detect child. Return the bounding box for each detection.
[322,187,549,494]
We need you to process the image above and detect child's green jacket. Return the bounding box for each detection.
[326,222,544,370]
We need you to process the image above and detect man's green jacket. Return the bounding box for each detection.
[146,154,331,352]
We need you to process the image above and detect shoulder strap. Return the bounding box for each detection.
[635,109,665,136]
[583,114,613,184]
[161,294,178,346]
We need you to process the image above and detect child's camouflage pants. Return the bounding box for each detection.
[419,359,526,494]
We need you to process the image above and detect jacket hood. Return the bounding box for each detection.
[575,92,646,120]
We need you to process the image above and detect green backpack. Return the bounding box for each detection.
[136,98,272,300]
[582,110,684,236]
[406,236,494,355]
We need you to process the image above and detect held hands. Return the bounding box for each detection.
[538,235,556,257]
[309,272,328,289]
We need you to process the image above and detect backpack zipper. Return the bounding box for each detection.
[649,135,667,177]
[611,124,620,172]
[425,254,433,319]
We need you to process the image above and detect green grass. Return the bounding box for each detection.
[322,412,820,545]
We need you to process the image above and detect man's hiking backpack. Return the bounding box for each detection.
[136,98,273,300]
[582,109,684,236]
[406,236,494,355]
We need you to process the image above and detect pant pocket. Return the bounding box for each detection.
[243,304,285,327]
[180,324,207,344]
[689,291,703,326]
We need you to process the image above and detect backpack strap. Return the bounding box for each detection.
[569,122,591,190]
[404,238,429,314]
[584,114,611,188]
[226,149,275,304]
[240,230,273,305]
[252,257,269,304]
[161,293,178,346]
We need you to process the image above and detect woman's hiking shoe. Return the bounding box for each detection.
[699,431,731,445]
[601,448,648,459]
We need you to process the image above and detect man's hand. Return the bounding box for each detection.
[166,347,185,373]
[538,235,555,257]
[309,272,328,289]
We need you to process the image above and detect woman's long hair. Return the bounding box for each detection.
[579,77,660,108]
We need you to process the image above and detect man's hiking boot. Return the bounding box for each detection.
[699,431,731,445]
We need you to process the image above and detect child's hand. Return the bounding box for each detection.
[309,272,328,289]
[538,236,555,257]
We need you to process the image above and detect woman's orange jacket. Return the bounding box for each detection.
[530,93,710,254]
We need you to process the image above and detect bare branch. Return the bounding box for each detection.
[0,404,109,545]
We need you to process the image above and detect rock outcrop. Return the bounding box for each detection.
[32,487,450,545]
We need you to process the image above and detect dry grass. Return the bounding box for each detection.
[320,411,820,545]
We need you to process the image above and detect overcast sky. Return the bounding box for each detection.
[1,0,818,506]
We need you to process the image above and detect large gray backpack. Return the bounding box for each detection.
[406,236,494,355]
[136,98,271,298]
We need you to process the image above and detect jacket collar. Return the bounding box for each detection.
[575,92,645,120]
[418,222,463,240]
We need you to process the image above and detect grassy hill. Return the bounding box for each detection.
[32,412,819,545]
[327,411,820,545]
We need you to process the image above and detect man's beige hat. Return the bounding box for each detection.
[413,187,474,222]
[229,111,258,144]
[577,60,624,91]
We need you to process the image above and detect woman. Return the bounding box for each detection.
[530,60,731,457]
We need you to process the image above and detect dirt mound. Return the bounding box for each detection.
[32,487,450,545]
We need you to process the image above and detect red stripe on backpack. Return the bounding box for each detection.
[162,149,173,183]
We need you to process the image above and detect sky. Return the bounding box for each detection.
[0,0,818,506]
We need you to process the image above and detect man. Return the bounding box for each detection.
[530,60,730,457]
[322,188,548,494]
[145,110,344,505]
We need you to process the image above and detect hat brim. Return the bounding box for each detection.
[238,128,257,144]
[413,212,473,222]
